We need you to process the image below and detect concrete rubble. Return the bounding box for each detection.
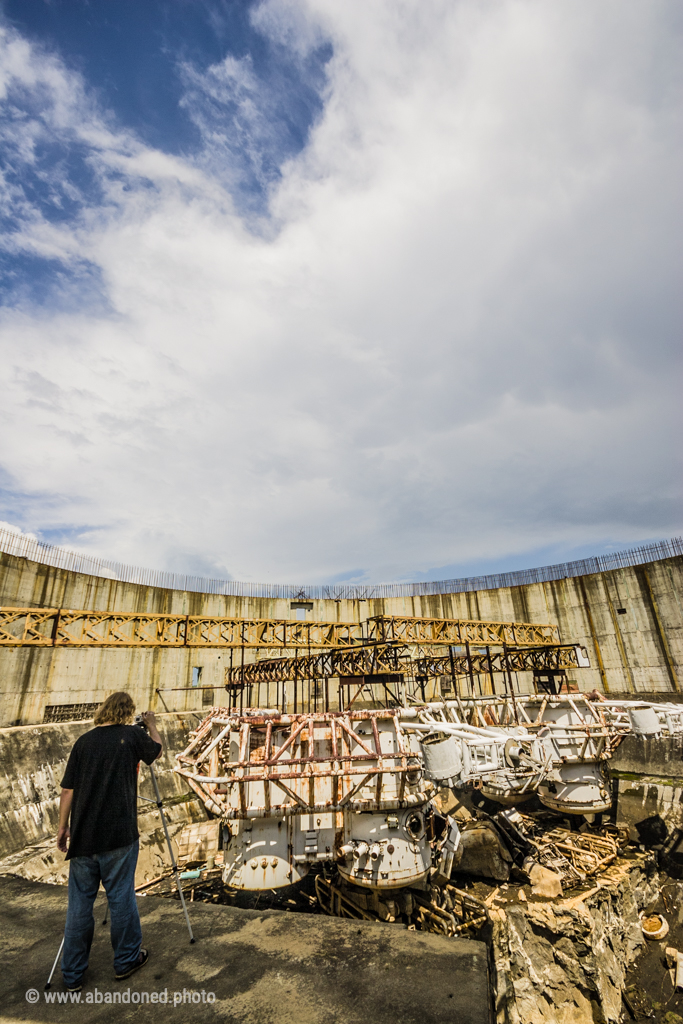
[488,855,659,1024]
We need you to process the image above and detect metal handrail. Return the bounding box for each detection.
[1,527,680,600]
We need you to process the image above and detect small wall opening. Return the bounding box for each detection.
[291,601,313,621]
[43,702,102,724]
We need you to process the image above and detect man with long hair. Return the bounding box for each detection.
[57,691,163,991]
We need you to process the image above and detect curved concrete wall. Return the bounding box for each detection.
[0,712,207,883]
[1,550,681,726]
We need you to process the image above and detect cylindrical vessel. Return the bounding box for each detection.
[537,762,612,815]
[419,733,463,785]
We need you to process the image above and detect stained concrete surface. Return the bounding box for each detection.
[0,714,207,882]
[611,733,683,839]
[612,734,683,781]
[3,550,682,727]
[0,875,490,1024]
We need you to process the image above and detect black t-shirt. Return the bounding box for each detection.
[61,724,161,859]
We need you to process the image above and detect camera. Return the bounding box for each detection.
[134,713,148,731]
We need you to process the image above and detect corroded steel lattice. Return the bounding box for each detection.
[224,643,586,685]
[0,608,363,648]
[414,644,588,679]
[367,616,560,646]
[225,645,412,684]
[0,607,559,649]
[174,707,431,820]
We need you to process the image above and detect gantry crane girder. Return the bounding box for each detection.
[0,607,559,649]
[0,608,362,648]
[414,644,588,679]
[224,643,587,685]
[367,615,559,647]
[225,645,412,684]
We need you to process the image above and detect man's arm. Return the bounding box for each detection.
[140,711,163,759]
[57,788,73,853]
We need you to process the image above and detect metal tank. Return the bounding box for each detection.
[174,707,435,891]
[405,695,625,816]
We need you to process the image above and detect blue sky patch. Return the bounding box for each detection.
[2,0,331,211]
[0,250,110,312]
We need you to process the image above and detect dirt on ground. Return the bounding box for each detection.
[622,876,683,1023]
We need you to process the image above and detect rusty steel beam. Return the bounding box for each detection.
[367,616,559,647]
[0,607,363,648]
[225,643,586,685]
[0,607,560,650]
[173,707,428,820]
[225,646,412,684]
[415,644,588,679]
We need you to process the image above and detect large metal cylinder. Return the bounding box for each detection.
[336,807,432,890]
[419,732,462,785]
[627,705,662,737]
[537,762,612,815]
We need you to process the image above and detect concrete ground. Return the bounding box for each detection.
[0,875,490,1024]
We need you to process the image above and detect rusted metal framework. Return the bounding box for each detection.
[224,643,587,686]
[314,875,488,937]
[415,644,588,679]
[174,707,429,820]
[0,608,363,648]
[407,694,628,813]
[418,694,627,758]
[367,616,559,646]
[175,706,440,894]
[225,645,412,685]
[497,812,624,887]
[0,607,559,649]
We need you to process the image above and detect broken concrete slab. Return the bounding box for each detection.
[0,875,490,1024]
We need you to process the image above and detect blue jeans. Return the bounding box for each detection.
[61,840,142,985]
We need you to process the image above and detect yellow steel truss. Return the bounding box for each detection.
[367,615,559,646]
[0,607,559,649]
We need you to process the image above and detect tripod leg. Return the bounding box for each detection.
[147,763,195,943]
[45,936,65,990]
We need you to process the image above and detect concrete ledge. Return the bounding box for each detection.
[611,733,683,780]
[0,714,204,863]
[0,875,490,1023]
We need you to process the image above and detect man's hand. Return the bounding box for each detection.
[140,711,163,758]
[58,788,73,854]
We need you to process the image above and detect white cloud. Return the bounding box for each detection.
[0,521,36,540]
[0,2,681,583]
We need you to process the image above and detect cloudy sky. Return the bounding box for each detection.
[0,0,681,585]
